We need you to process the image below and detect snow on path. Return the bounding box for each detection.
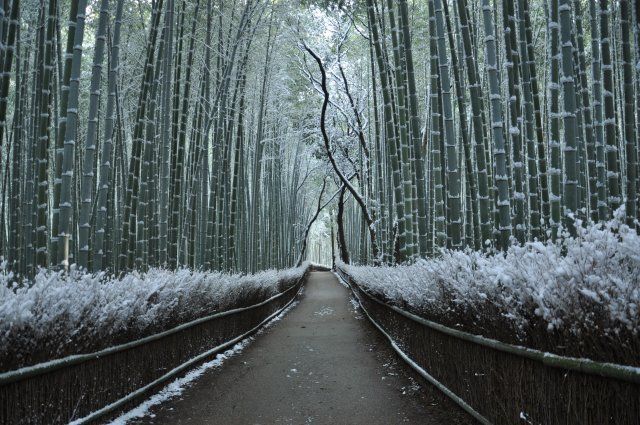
[129,272,471,424]
[106,297,301,424]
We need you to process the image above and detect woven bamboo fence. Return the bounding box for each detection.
[336,267,640,425]
[0,272,307,424]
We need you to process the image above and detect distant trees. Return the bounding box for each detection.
[0,0,322,276]
[309,0,639,264]
[1,0,639,274]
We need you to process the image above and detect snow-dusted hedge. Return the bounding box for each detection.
[340,212,640,366]
[0,263,309,372]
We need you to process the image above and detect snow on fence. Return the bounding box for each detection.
[339,212,640,367]
[0,263,311,424]
[336,216,640,424]
[0,264,311,372]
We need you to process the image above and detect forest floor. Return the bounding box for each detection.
[124,272,472,424]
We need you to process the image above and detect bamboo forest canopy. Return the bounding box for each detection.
[0,0,638,275]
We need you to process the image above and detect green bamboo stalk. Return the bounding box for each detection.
[548,0,562,239]
[620,0,637,227]
[558,0,579,227]
[481,0,511,249]
[94,0,124,271]
[517,0,540,240]
[51,0,79,266]
[397,0,428,257]
[572,0,598,222]
[456,0,491,248]
[385,0,414,259]
[433,0,462,248]
[367,0,405,262]
[34,0,57,268]
[58,0,89,268]
[600,0,621,214]
[77,0,109,270]
[8,30,25,271]
[589,0,607,222]
[503,0,526,243]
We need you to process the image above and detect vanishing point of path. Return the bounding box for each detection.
[133,272,473,424]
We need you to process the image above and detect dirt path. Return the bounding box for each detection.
[130,271,472,424]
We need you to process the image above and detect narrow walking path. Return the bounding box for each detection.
[131,272,471,424]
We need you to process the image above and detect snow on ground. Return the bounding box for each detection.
[105,298,301,424]
[340,209,640,365]
[349,297,360,312]
[0,262,309,371]
[314,306,334,316]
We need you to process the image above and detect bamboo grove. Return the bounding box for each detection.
[1,0,640,275]
[300,0,640,265]
[0,0,327,275]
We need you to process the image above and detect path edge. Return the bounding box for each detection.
[335,271,490,425]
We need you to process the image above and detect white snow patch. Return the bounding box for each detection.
[314,306,334,316]
[0,263,309,370]
[349,297,361,312]
[338,207,640,354]
[105,298,301,424]
[106,341,250,425]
